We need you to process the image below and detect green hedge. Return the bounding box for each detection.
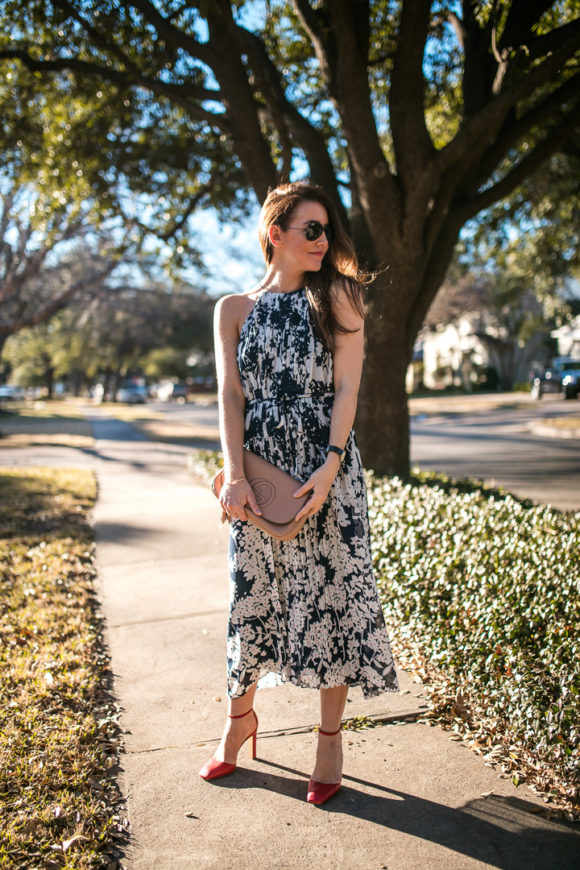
[368,470,579,803]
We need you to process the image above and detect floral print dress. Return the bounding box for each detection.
[228,287,398,699]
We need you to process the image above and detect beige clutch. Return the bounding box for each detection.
[211,449,310,541]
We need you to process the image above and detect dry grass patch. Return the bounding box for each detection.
[538,416,580,430]
[0,468,126,869]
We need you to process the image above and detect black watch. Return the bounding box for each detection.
[327,444,345,462]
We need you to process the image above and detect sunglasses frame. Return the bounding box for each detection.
[285,220,333,243]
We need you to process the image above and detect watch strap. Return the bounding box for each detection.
[327,444,345,461]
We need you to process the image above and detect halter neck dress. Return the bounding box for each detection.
[228,288,398,698]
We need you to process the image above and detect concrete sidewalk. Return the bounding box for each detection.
[3,419,579,868]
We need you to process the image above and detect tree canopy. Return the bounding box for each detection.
[2,1,579,472]
[0,179,132,355]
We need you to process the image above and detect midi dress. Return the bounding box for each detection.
[228,287,398,699]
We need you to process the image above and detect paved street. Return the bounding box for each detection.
[411,397,580,512]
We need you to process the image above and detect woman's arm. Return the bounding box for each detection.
[328,283,365,453]
[213,295,262,521]
[293,282,364,521]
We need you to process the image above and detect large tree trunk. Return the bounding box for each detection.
[358,305,411,477]
[354,221,462,475]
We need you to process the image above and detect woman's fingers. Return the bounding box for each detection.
[294,492,320,522]
[247,495,262,516]
[220,482,262,522]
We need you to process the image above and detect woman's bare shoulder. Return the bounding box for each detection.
[215,291,256,318]
[215,290,261,336]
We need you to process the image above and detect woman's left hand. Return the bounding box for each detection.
[293,457,340,522]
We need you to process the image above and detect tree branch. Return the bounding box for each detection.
[155,182,225,241]
[524,17,580,63]
[390,0,434,187]
[317,0,400,238]
[437,18,580,174]
[446,11,465,50]
[127,0,216,67]
[474,73,580,190]
[500,0,556,52]
[0,260,119,337]
[292,0,327,76]
[0,48,226,127]
[202,1,277,202]
[456,110,580,223]
[239,28,347,224]
[52,0,143,76]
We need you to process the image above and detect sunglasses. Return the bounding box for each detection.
[285,220,333,243]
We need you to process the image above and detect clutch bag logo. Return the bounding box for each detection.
[251,478,276,508]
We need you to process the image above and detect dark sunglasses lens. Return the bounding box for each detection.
[305,222,332,242]
[304,222,322,241]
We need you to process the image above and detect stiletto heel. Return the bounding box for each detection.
[199,708,258,781]
[307,724,342,806]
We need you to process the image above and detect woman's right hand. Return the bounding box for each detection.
[219,479,262,522]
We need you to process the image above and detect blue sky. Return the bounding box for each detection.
[188,207,264,297]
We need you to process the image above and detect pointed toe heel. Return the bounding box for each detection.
[199,758,236,781]
[306,779,342,805]
[199,707,258,782]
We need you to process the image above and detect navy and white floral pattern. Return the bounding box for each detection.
[227,288,398,699]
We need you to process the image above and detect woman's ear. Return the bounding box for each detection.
[268,224,283,248]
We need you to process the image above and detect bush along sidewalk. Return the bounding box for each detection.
[368,469,579,819]
[0,468,127,869]
[189,450,579,818]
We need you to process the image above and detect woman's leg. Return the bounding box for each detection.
[214,682,258,763]
[311,685,348,783]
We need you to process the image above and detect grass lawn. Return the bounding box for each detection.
[537,416,580,430]
[0,468,126,869]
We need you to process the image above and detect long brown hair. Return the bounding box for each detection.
[258,182,366,351]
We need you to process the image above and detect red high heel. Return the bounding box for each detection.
[307,724,342,805]
[199,708,258,781]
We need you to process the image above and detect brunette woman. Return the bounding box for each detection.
[200,182,398,804]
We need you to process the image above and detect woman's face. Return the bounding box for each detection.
[273,199,330,272]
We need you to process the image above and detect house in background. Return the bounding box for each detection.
[411,274,555,392]
[552,315,580,359]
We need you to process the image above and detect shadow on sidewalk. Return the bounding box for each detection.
[203,760,579,870]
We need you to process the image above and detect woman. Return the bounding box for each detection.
[200,182,398,805]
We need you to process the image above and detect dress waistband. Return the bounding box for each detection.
[246,392,334,406]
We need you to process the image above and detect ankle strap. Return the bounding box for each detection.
[228,708,254,720]
[318,724,342,736]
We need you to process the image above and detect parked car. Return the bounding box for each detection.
[116,384,148,404]
[156,381,188,402]
[0,384,25,402]
[531,359,580,399]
